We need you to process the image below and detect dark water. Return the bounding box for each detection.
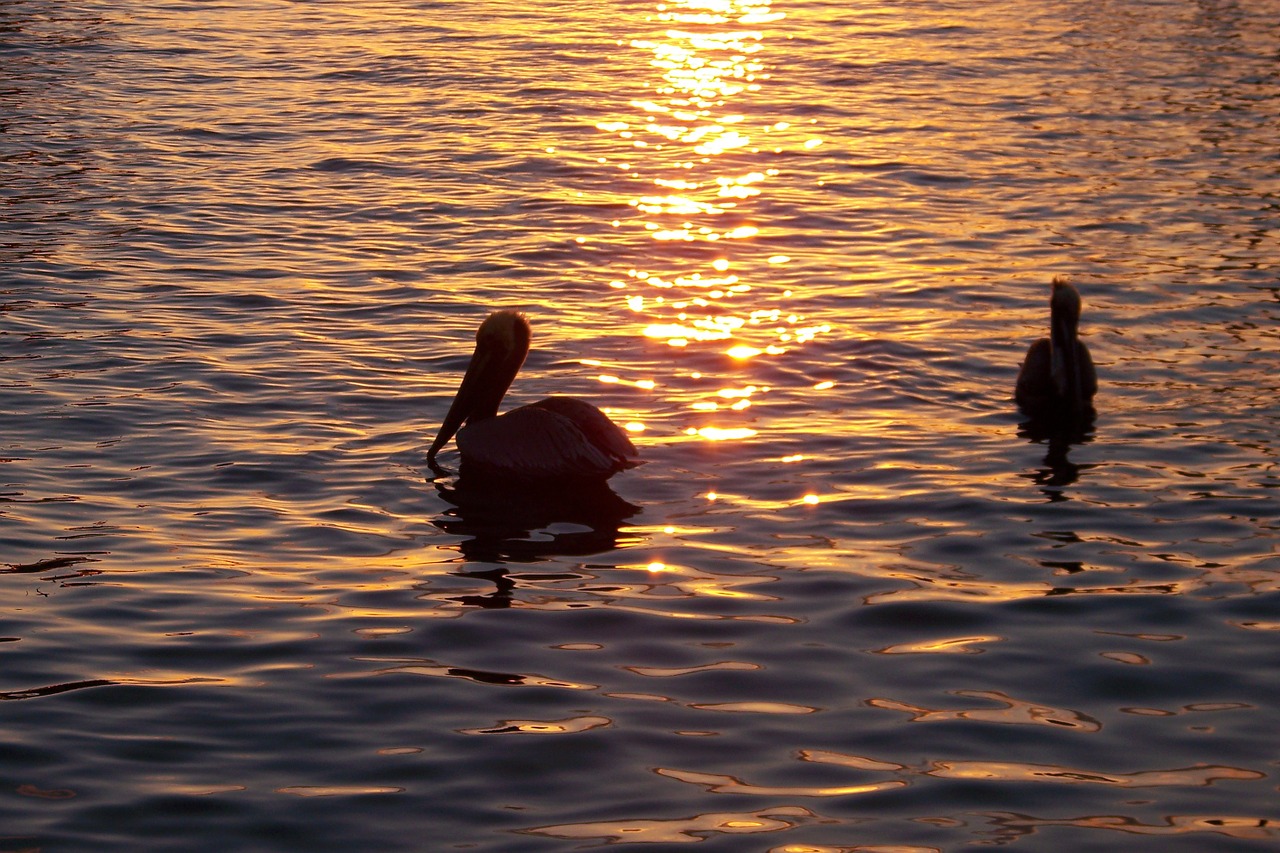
[3,0,1279,850]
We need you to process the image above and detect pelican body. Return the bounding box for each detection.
[1015,278,1097,416]
[427,311,639,480]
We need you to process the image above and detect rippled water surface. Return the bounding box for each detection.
[3,0,1279,849]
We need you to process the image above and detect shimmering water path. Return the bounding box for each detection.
[3,0,1279,850]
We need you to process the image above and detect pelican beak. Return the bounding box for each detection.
[427,313,529,468]
[427,347,491,466]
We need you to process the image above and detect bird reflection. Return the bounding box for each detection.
[1014,278,1098,499]
[1018,418,1096,500]
[1015,277,1097,423]
[430,474,640,607]
[427,311,640,481]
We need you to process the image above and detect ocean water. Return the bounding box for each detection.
[2,0,1278,850]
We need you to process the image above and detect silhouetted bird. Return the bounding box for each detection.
[1015,278,1097,418]
[427,311,640,480]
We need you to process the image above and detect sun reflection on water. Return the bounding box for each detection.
[597,0,831,446]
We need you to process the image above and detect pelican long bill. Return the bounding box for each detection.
[427,311,639,480]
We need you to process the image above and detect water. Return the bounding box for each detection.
[2,0,1278,849]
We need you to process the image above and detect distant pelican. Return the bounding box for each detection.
[1015,277,1097,416]
[427,311,640,480]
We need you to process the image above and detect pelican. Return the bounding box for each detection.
[1015,277,1097,416]
[427,311,640,480]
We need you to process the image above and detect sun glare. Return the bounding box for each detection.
[587,0,840,468]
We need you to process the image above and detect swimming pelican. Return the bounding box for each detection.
[1015,277,1097,416]
[427,311,640,480]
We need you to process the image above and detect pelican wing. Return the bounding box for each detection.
[1014,337,1053,408]
[530,396,638,462]
[458,402,635,480]
[1076,341,1097,400]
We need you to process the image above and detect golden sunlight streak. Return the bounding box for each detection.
[591,0,837,453]
[686,426,758,441]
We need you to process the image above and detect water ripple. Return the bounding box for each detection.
[3,0,1279,849]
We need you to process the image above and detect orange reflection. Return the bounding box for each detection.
[351,658,597,691]
[985,812,1276,841]
[410,555,792,618]
[521,806,817,844]
[656,767,905,797]
[799,751,906,773]
[611,558,779,601]
[668,486,829,512]
[1100,651,1150,665]
[626,660,758,677]
[277,786,403,797]
[598,0,830,448]
[459,715,611,735]
[928,761,1263,787]
[798,750,1264,790]
[689,701,817,714]
[868,690,1102,731]
[865,572,1197,605]
[874,635,1001,655]
[687,426,758,440]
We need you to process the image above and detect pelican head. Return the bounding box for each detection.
[427,311,531,465]
[1049,277,1085,403]
[1015,276,1097,419]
